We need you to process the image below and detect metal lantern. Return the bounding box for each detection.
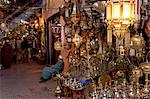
[0,23,6,29]
[73,33,82,48]
[106,0,135,40]
[71,0,80,25]
[131,34,145,49]
[119,45,125,56]
[54,39,62,51]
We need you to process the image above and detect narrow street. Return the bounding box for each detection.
[0,63,58,99]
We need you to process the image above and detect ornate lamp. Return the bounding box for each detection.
[73,32,82,48]
[106,0,135,40]
[71,0,80,25]
[0,23,6,29]
[131,34,145,49]
[54,39,62,51]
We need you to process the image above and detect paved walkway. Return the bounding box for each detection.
[0,63,58,99]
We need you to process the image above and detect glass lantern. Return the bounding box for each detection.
[106,0,135,40]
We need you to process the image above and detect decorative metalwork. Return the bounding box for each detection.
[54,39,62,51]
[73,32,82,48]
[131,34,145,50]
[70,0,80,25]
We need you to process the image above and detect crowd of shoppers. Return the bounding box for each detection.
[0,24,46,69]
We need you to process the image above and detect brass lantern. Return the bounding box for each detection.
[106,0,135,40]
[131,34,145,49]
[73,33,82,48]
[71,0,80,25]
[54,39,62,51]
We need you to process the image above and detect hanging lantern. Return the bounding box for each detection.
[118,45,125,56]
[54,39,62,51]
[0,23,6,29]
[73,33,82,48]
[80,11,88,30]
[0,23,6,32]
[106,0,135,40]
[71,0,80,25]
[131,34,145,49]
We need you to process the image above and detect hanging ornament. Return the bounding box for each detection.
[73,33,82,48]
[0,23,6,29]
[80,45,86,57]
[71,0,80,25]
[80,10,88,30]
[54,39,62,51]
[131,34,145,49]
[118,45,125,56]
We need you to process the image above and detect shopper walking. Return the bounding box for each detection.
[21,37,29,63]
[16,37,22,63]
[1,39,12,69]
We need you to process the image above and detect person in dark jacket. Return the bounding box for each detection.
[21,37,29,63]
[1,39,12,69]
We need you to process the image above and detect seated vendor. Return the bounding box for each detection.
[40,55,64,83]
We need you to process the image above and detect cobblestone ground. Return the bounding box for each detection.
[0,63,58,99]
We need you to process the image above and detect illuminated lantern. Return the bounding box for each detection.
[73,33,82,48]
[106,0,135,40]
[54,39,62,51]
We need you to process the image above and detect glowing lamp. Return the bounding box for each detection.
[106,0,135,40]
[73,33,82,48]
[54,39,62,51]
